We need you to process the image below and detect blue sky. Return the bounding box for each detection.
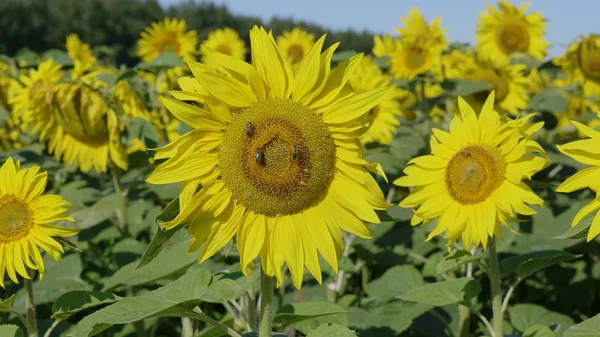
[158,0,598,56]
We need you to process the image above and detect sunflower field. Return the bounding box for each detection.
[1,1,600,337]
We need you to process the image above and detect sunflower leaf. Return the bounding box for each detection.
[0,325,24,337]
[440,79,492,96]
[523,325,557,337]
[397,277,476,306]
[436,250,483,276]
[52,291,121,320]
[273,301,347,330]
[509,304,574,337]
[306,323,357,337]
[563,313,600,337]
[554,218,593,240]
[0,295,15,312]
[501,250,580,280]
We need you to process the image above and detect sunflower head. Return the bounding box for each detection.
[137,17,198,62]
[66,34,96,77]
[390,39,442,79]
[396,7,447,48]
[276,27,316,66]
[475,0,549,65]
[372,35,399,58]
[0,157,78,287]
[147,26,390,288]
[200,27,247,62]
[395,92,549,248]
[554,34,600,97]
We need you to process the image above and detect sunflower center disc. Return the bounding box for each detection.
[406,47,426,70]
[498,22,530,53]
[219,98,336,216]
[445,144,506,205]
[287,45,305,64]
[472,69,510,102]
[0,194,34,243]
[216,44,232,56]
[578,37,600,81]
[161,33,181,54]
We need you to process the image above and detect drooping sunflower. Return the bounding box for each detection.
[395,92,549,248]
[66,34,96,77]
[147,26,390,288]
[0,157,78,287]
[555,117,600,241]
[200,27,247,62]
[349,56,404,145]
[554,34,600,97]
[458,57,529,116]
[396,7,447,47]
[137,17,198,63]
[276,27,316,66]
[475,0,549,65]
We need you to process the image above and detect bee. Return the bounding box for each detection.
[254,149,264,165]
[292,145,298,161]
[245,122,254,137]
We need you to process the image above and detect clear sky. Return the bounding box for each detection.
[158,0,598,56]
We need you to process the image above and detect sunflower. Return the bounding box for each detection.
[475,0,549,65]
[0,157,78,287]
[0,118,24,152]
[442,49,474,79]
[555,93,600,139]
[458,57,529,116]
[554,34,600,97]
[200,27,247,64]
[389,40,442,79]
[349,56,404,145]
[276,27,315,66]
[394,92,549,248]
[66,34,96,77]
[373,35,398,58]
[147,26,390,288]
[396,7,447,47]
[137,17,198,63]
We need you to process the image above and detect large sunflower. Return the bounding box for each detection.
[394,92,549,248]
[475,0,549,65]
[0,157,78,287]
[554,34,600,97]
[556,118,600,241]
[200,27,247,62]
[137,17,198,63]
[147,26,390,288]
[350,56,404,145]
[459,57,529,116]
[276,27,316,67]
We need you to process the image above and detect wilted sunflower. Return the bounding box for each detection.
[476,0,549,65]
[555,117,600,240]
[395,92,549,248]
[350,57,404,145]
[459,57,529,116]
[66,34,96,77]
[554,34,600,97]
[137,17,198,63]
[0,157,78,287]
[276,27,315,66]
[147,26,390,288]
[200,27,247,62]
[396,7,447,47]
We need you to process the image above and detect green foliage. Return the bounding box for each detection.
[564,314,600,337]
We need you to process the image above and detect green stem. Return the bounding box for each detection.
[259,272,276,337]
[458,304,470,337]
[24,272,38,337]
[247,292,257,332]
[110,165,128,235]
[133,321,145,337]
[193,307,241,337]
[488,238,503,337]
[181,317,194,337]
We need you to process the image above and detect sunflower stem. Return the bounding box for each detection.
[259,272,276,337]
[488,238,503,337]
[181,317,194,337]
[24,271,38,337]
[110,165,128,235]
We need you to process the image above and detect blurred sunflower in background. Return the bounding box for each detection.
[349,56,405,145]
[373,35,397,58]
[554,34,600,97]
[147,26,390,288]
[137,17,198,62]
[276,27,316,67]
[395,92,549,248]
[396,7,447,47]
[200,27,247,62]
[475,0,549,65]
[0,157,78,287]
[66,34,97,77]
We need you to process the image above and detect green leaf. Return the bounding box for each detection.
[0,295,15,312]
[52,291,121,320]
[103,235,197,290]
[564,313,600,337]
[138,52,185,70]
[501,250,579,279]
[63,193,118,230]
[524,325,557,337]
[116,69,138,83]
[509,304,575,337]
[273,301,346,330]
[306,323,356,337]
[348,301,431,334]
[55,237,82,253]
[68,268,212,337]
[554,218,593,240]
[0,106,9,123]
[440,79,493,96]
[136,197,182,270]
[241,333,287,337]
[365,265,423,302]
[126,117,159,149]
[0,325,24,337]
[398,277,475,306]
[201,271,256,303]
[331,51,357,62]
[530,88,568,114]
[436,250,483,276]
[41,49,73,66]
